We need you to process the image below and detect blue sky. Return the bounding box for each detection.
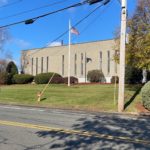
[0,0,137,67]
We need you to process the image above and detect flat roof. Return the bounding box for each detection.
[22,38,114,52]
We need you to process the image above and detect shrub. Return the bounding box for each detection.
[50,77,64,84]
[87,70,105,83]
[141,81,150,111]
[111,76,119,84]
[0,72,8,84]
[0,72,12,85]
[34,72,62,84]
[13,74,34,84]
[125,66,142,84]
[63,76,78,84]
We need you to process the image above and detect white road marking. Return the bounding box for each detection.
[0,105,45,112]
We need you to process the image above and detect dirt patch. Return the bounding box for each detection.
[136,102,150,113]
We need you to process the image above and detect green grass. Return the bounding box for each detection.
[0,84,142,112]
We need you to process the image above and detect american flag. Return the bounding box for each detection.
[71,27,79,35]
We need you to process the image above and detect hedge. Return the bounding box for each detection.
[50,77,64,84]
[0,72,12,85]
[111,76,119,84]
[141,81,150,111]
[63,76,78,84]
[34,72,62,84]
[87,70,105,83]
[13,74,34,84]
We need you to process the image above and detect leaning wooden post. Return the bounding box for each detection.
[37,91,42,102]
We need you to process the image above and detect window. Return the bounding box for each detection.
[46,56,49,73]
[74,54,77,76]
[81,53,83,76]
[41,57,44,73]
[36,58,38,75]
[62,55,64,76]
[99,51,102,71]
[107,51,110,74]
[31,58,34,75]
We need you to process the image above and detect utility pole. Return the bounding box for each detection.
[85,52,87,83]
[118,0,127,112]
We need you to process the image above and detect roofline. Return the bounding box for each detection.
[22,38,114,52]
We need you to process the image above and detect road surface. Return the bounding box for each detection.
[0,104,150,150]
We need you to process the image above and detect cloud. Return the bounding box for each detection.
[67,0,89,16]
[0,0,7,3]
[0,0,8,5]
[11,38,31,49]
[0,48,12,60]
[68,7,76,13]
[46,41,63,47]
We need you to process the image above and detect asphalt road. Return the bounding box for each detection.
[0,104,150,150]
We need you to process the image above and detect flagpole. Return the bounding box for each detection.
[68,20,71,87]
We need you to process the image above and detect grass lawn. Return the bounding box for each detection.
[0,84,142,112]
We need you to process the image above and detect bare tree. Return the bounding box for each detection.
[0,28,10,52]
[0,27,11,72]
[0,59,7,72]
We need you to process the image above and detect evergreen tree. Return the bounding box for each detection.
[6,61,18,75]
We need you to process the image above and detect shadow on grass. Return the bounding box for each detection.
[40,97,47,101]
[124,85,143,110]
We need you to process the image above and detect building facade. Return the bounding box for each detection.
[21,39,119,83]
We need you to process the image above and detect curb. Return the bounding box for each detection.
[0,102,149,117]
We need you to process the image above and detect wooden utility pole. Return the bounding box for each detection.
[118,0,127,112]
[85,52,87,83]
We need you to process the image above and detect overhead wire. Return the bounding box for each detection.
[20,0,111,94]
[0,0,88,29]
[27,0,111,59]
[34,0,113,59]
[0,0,111,69]
[0,0,69,21]
[50,1,107,45]
[72,0,114,42]
[33,1,110,95]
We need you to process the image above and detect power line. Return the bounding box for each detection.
[0,0,69,21]
[0,0,23,9]
[0,0,110,28]
[29,0,110,57]
[24,3,105,75]
[72,0,114,42]
[21,0,111,82]
[50,1,108,44]
[0,0,88,29]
